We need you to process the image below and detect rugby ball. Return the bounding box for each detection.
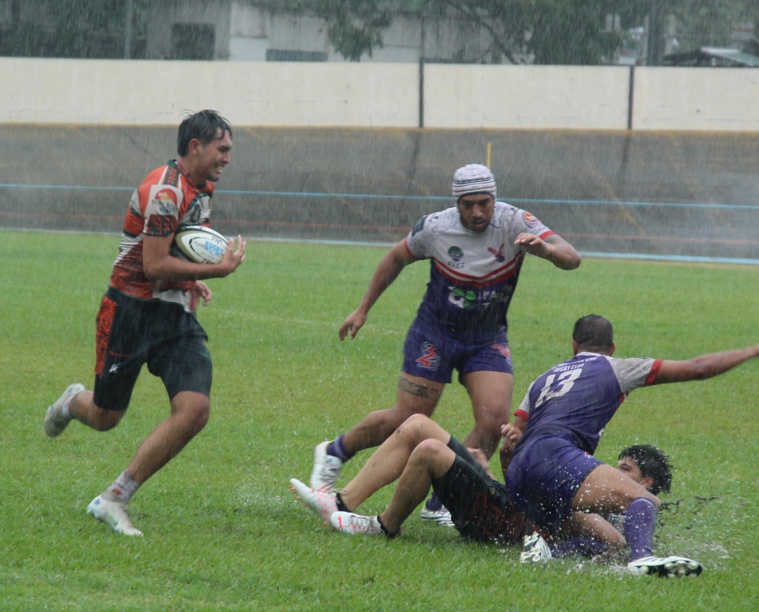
[173,225,228,264]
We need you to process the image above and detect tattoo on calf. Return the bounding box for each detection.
[398,375,440,399]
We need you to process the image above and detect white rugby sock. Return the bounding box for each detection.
[103,470,141,504]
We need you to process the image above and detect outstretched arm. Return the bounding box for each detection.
[654,345,759,384]
[339,239,417,341]
[515,233,581,270]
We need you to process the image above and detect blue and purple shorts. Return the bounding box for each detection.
[506,435,602,535]
[401,318,513,384]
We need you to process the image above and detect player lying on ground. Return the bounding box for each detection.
[297,414,532,545]
[522,444,673,563]
[291,414,680,574]
[504,314,759,577]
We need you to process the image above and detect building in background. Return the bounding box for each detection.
[0,0,756,66]
[144,1,500,64]
[664,46,759,67]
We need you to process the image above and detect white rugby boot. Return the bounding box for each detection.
[290,477,338,525]
[87,495,143,536]
[309,441,343,492]
[44,383,84,437]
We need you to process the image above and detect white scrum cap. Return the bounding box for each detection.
[451,163,497,201]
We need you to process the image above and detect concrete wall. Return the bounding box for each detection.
[0,58,419,127]
[1,58,758,131]
[424,65,631,130]
[1,59,757,263]
[633,67,759,130]
[2,126,757,263]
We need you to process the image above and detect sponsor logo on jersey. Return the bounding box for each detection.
[488,243,505,262]
[154,189,174,201]
[152,188,178,214]
[523,212,540,227]
[448,246,463,261]
[416,342,440,370]
[449,286,477,309]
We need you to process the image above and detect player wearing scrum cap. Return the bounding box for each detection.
[308,163,581,524]
[43,110,246,536]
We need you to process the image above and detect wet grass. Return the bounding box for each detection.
[1,230,757,610]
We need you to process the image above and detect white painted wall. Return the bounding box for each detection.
[0,58,418,127]
[1,57,757,131]
[632,66,759,130]
[424,65,631,129]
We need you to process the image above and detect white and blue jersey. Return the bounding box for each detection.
[405,202,554,343]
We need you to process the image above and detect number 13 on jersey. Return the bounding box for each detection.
[534,368,583,408]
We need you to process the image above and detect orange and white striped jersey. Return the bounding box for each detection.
[108,160,215,311]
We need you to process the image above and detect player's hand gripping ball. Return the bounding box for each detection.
[173,225,228,264]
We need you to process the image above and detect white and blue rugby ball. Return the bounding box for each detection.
[173,225,228,264]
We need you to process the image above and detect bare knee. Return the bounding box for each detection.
[191,403,210,433]
[90,409,124,432]
[408,439,452,478]
[409,438,447,461]
[380,409,424,444]
[70,391,124,431]
[172,393,210,435]
[400,413,433,431]
[394,413,439,446]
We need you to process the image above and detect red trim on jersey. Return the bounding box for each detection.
[514,409,529,421]
[402,237,421,260]
[645,359,664,385]
[432,255,522,288]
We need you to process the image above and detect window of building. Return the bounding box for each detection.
[266,49,327,62]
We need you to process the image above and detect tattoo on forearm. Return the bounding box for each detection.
[398,375,440,399]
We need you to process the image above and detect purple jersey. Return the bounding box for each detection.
[405,202,553,342]
[514,353,663,455]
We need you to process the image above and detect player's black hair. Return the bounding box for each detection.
[572,314,613,352]
[619,444,672,495]
[177,110,233,156]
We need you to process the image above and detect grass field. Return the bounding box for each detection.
[1,230,757,610]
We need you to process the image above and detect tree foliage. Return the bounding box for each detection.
[0,0,149,58]
[309,0,759,64]
[524,0,629,64]
[2,0,758,64]
[310,1,393,61]
[308,0,651,64]
[666,0,759,49]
